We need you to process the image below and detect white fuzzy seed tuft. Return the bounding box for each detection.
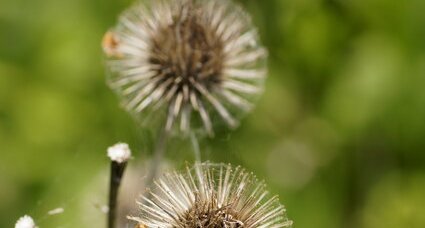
[47,207,64,216]
[15,215,36,228]
[107,143,132,163]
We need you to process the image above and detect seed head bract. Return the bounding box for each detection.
[103,0,267,136]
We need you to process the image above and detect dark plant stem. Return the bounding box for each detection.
[108,161,127,228]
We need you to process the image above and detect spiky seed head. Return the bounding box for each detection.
[103,0,267,136]
[129,162,292,228]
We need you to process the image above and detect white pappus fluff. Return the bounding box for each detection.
[15,215,36,228]
[107,142,132,163]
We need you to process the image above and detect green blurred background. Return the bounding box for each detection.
[1,0,425,227]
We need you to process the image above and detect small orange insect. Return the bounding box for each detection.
[102,31,122,58]
[134,223,147,228]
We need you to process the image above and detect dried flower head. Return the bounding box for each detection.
[129,162,292,228]
[104,0,267,136]
[15,215,36,228]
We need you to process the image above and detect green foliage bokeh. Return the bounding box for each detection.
[1,0,425,227]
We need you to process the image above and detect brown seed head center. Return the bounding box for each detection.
[149,3,224,90]
[178,195,244,228]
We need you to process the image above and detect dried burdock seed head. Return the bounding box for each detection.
[104,0,267,136]
[128,162,292,228]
